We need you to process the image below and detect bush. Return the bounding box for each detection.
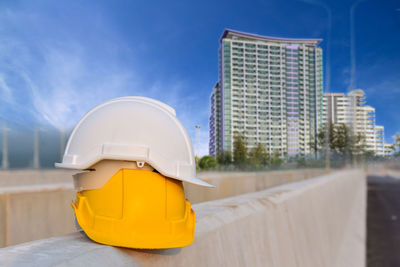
[198,155,217,170]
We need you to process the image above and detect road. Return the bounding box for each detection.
[367,175,400,267]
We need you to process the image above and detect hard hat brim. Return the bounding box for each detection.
[181,177,215,188]
[55,161,215,188]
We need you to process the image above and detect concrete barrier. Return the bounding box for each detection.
[188,168,329,203]
[0,184,76,247]
[0,170,75,187]
[0,169,329,247]
[0,170,366,267]
[0,169,76,246]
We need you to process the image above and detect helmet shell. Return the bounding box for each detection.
[56,96,212,187]
[73,168,195,248]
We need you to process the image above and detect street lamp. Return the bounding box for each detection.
[195,125,201,157]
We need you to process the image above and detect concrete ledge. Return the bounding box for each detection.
[0,170,366,267]
[0,185,75,247]
[0,170,75,187]
[0,169,329,247]
[189,168,329,203]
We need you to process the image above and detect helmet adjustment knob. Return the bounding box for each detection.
[136,161,145,168]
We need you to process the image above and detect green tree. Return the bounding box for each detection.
[352,133,367,154]
[332,123,350,153]
[249,143,269,169]
[216,150,232,165]
[270,151,283,168]
[295,155,306,167]
[393,133,400,157]
[233,134,248,169]
[318,123,368,164]
[195,155,200,171]
[318,122,335,151]
[198,155,217,170]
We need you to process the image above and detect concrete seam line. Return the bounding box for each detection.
[4,193,9,247]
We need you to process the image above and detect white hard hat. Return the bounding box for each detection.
[56,96,213,187]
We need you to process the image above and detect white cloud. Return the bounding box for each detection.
[0,75,13,104]
[0,6,173,128]
[22,44,138,129]
[0,3,211,154]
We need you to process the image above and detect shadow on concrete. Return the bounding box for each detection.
[78,228,183,256]
[128,247,182,255]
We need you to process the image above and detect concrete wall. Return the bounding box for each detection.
[0,170,366,267]
[0,170,74,187]
[188,168,329,203]
[0,184,76,247]
[0,168,76,247]
[0,169,329,247]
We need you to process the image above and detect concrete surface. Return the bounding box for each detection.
[0,170,366,267]
[0,168,77,247]
[188,168,329,203]
[0,183,75,247]
[0,168,329,247]
[0,170,75,187]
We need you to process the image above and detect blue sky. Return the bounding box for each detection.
[0,0,399,156]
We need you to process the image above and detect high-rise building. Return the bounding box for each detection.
[209,29,323,157]
[322,89,390,156]
[209,82,221,156]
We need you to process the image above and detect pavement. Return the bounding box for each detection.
[367,174,400,267]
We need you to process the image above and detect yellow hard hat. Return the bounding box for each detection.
[56,97,213,249]
[72,160,195,248]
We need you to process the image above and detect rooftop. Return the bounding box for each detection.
[220,29,322,45]
[323,93,346,97]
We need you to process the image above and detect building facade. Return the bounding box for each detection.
[322,89,390,156]
[209,82,221,156]
[209,29,323,157]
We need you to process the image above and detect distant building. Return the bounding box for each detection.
[384,143,394,155]
[322,89,391,156]
[209,29,323,158]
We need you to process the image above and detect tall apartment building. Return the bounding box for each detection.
[209,29,323,157]
[322,89,389,156]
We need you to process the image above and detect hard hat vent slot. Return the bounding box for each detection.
[136,161,145,168]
